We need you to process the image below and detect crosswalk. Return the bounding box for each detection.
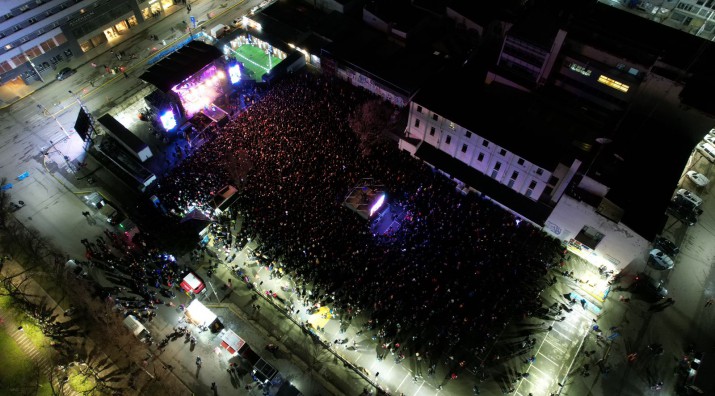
[7,325,79,396]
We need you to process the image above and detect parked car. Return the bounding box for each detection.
[56,67,76,80]
[704,134,715,146]
[696,142,715,163]
[673,188,703,209]
[654,235,679,257]
[633,272,668,300]
[648,249,674,270]
[686,170,709,187]
[667,202,699,226]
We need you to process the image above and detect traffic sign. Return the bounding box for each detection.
[190,15,196,28]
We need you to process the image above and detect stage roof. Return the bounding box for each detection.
[140,41,223,92]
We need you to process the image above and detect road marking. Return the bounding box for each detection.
[395,373,409,390]
[412,381,424,395]
[529,363,549,376]
[543,337,566,353]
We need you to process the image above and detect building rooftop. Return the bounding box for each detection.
[363,0,431,33]
[412,67,599,170]
[326,26,449,97]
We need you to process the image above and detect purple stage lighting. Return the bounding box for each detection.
[369,194,386,217]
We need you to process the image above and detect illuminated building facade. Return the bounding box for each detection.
[0,0,179,86]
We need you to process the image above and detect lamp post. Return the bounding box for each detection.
[32,98,70,138]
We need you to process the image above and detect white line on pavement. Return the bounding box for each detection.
[395,373,409,390]
[543,337,566,353]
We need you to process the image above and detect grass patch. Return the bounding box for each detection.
[68,370,97,393]
[233,44,282,81]
[0,324,40,392]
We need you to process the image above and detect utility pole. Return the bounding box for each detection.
[31,98,70,138]
[20,47,44,83]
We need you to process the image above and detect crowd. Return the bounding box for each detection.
[151,71,563,367]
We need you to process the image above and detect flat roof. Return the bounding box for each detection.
[412,70,599,170]
[139,41,222,93]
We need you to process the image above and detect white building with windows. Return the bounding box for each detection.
[398,73,594,228]
[0,0,181,87]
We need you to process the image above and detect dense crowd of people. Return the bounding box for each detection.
[152,71,563,366]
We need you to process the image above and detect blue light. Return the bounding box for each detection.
[160,109,177,130]
[228,64,241,84]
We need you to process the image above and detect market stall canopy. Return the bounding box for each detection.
[185,299,217,326]
[140,41,223,93]
[219,328,246,355]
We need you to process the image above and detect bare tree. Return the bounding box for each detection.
[348,99,394,156]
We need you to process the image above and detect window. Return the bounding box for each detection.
[508,171,519,188]
[482,140,489,147]
[416,105,422,113]
[517,158,525,166]
[4,13,13,21]
[461,144,467,153]
[4,44,12,50]
[19,5,30,12]
[569,62,592,76]
[491,162,502,178]
[536,168,544,176]
[548,176,559,185]
[28,17,37,24]
[597,75,629,93]
[13,25,21,32]
[445,135,451,144]
[449,122,455,130]
[429,127,435,136]
[465,131,471,138]
[525,180,537,198]
[414,118,420,128]
[499,149,507,156]
[432,114,439,121]
[477,153,484,162]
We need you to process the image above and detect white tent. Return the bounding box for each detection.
[185,299,217,326]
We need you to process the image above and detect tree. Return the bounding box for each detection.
[348,99,394,156]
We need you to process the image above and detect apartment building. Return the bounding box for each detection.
[0,0,181,86]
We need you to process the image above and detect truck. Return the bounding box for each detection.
[210,24,229,39]
[97,114,153,162]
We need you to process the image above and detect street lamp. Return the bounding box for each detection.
[33,101,70,138]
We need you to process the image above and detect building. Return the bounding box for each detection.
[398,2,715,270]
[599,0,715,41]
[0,0,182,86]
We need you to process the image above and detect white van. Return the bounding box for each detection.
[697,142,715,163]
[123,315,149,338]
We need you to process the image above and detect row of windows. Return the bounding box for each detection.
[4,1,47,21]
[7,34,65,68]
[420,118,544,175]
[1,1,75,42]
